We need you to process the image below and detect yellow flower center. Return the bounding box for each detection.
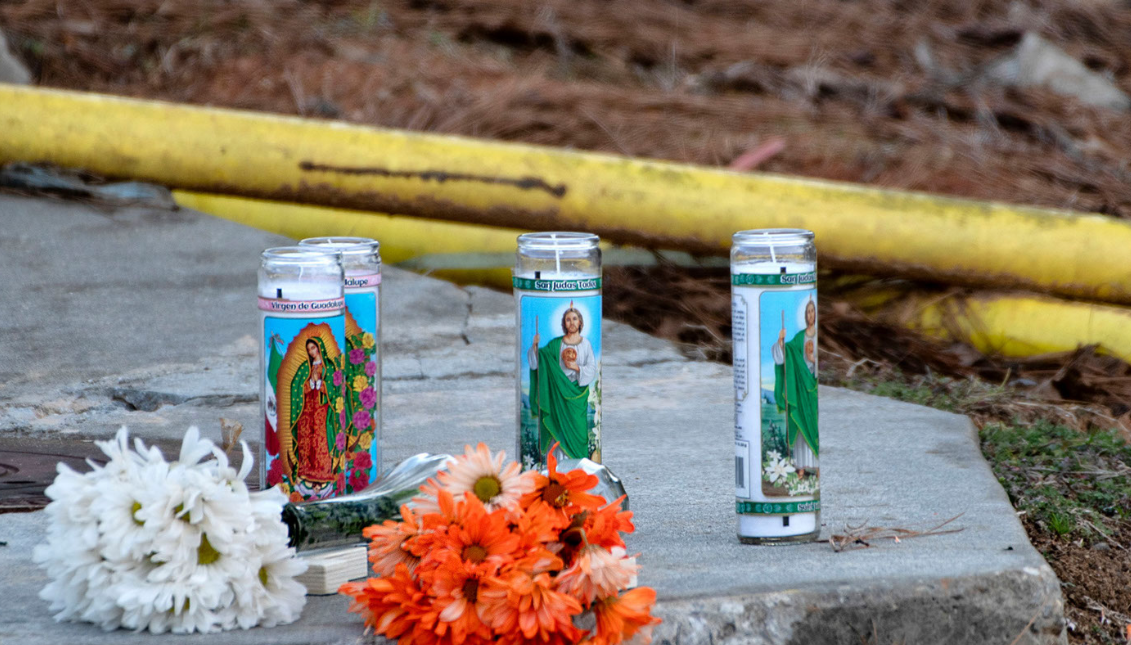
[259,566,269,586]
[462,545,489,563]
[197,533,221,565]
[131,501,144,526]
[472,475,502,503]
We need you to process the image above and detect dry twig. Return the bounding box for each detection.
[825,514,965,552]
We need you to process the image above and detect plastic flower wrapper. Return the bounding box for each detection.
[340,443,660,645]
[33,427,308,634]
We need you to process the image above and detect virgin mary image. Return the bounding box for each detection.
[275,323,343,499]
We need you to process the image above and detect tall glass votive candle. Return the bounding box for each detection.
[299,237,383,489]
[731,229,820,544]
[514,232,602,470]
[259,246,349,502]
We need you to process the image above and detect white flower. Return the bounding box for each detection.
[414,443,534,514]
[35,426,307,634]
[766,450,782,464]
[763,457,795,485]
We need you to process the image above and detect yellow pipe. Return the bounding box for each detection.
[5,85,1131,304]
[174,191,727,288]
[908,293,1131,363]
[834,281,1131,364]
[174,191,521,287]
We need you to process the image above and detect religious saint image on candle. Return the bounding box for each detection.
[758,290,820,499]
[262,319,348,502]
[340,305,379,493]
[518,295,602,470]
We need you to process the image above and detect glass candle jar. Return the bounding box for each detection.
[299,237,383,485]
[731,229,820,544]
[514,232,602,470]
[258,246,348,501]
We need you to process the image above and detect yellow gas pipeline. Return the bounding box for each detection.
[836,282,1131,364]
[178,190,1131,364]
[173,191,522,287]
[173,191,725,289]
[5,85,1131,305]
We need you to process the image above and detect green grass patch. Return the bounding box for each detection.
[980,420,1131,543]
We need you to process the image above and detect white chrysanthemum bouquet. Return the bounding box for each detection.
[33,427,308,634]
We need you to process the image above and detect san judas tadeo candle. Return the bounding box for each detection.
[731,229,820,544]
[299,237,383,486]
[514,232,602,471]
[258,246,353,502]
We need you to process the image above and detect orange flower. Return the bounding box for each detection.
[339,565,426,641]
[365,504,422,577]
[425,558,493,645]
[522,447,605,526]
[580,498,635,552]
[479,569,583,643]
[426,494,520,574]
[509,500,560,550]
[556,545,638,603]
[588,588,661,645]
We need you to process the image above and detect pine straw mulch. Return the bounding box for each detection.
[2,0,1131,216]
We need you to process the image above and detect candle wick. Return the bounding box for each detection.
[552,233,562,275]
[535,271,541,280]
[276,287,283,299]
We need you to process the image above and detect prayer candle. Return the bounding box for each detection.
[258,246,349,501]
[299,237,383,487]
[731,229,820,544]
[514,232,603,471]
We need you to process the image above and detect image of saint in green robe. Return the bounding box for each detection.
[529,336,591,459]
[774,330,819,458]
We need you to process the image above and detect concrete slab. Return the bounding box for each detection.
[0,195,1065,644]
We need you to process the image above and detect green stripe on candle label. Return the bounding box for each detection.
[731,272,817,286]
[512,277,602,292]
[736,499,821,515]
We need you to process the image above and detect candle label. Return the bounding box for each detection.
[341,286,381,490]
[733,279,819,514]
[732,272,817,287]
[345,273,382,289]
[516,288,602,470]
[512,277,602,292]
[263,313,362,503]
[258,297,346,313]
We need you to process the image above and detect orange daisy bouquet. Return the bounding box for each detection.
[339,443,660,645]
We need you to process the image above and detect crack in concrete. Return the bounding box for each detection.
[459,288,474,346]
[385,370,513,382]
[622,357,689,368]
[107,388,256,412]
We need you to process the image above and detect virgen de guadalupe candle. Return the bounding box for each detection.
[259,246,353,502]
[731,229,820,544]
[514,232,603,471]
[300,237,383,485]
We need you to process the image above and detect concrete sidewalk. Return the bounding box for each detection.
[0,195,1065,644]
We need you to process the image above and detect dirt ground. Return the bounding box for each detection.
[4,0,1131,641]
